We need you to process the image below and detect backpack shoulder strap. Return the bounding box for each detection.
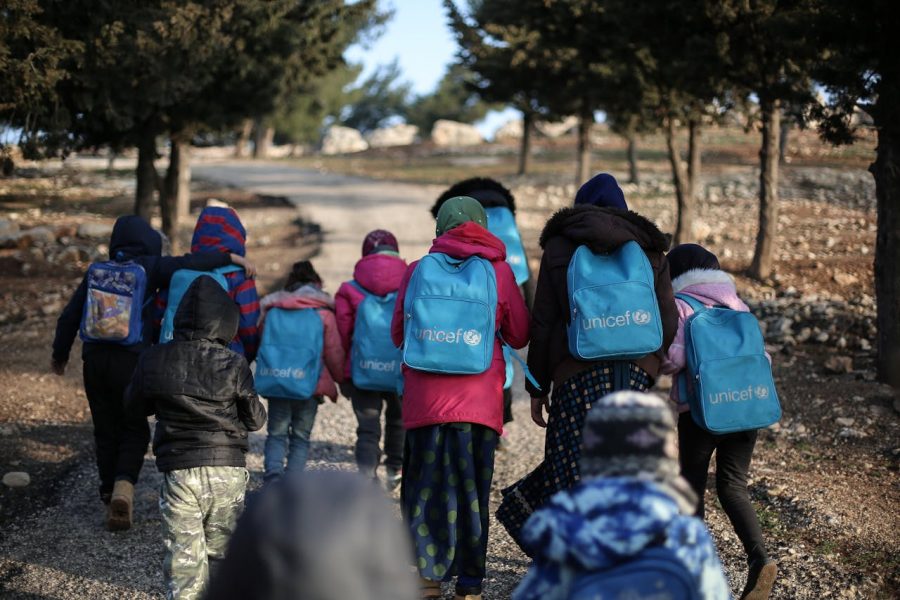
[675,293,706,314]
[216,264,244,276]
[349,280,370,296]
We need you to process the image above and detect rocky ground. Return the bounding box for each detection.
[0,157,898,599]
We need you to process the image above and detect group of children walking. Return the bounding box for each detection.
[52,173,779,600]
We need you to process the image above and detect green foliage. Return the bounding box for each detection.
[813,0,899,142]
[341,60,412,133]
[0,0,80,156]
[272,64,363,145]
[405,63,492,133]
[26,0,379,151]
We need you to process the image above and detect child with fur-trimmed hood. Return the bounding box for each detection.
[661,243,777,600]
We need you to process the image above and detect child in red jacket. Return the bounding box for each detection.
[391,197,530,600]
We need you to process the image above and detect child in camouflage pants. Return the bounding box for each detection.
[126,276,266,600]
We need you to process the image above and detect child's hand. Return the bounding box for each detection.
[50,358,66,376]
[531,395,550,428]
[230,254,257,278]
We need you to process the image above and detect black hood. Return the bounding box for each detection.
[173,276,239,344]
[431,177,516,217]
[539,205,670,254]
[109,215,162,260]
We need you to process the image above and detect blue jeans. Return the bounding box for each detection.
[263,398,319,478]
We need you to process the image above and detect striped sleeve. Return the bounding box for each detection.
[228,272,260,362]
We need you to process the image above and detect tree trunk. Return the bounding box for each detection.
[575,111,593,186]
[517,111,533,176]
[106,151,116,175]
[626,134,639,184]
[779,117,791,164]
[135,131,158,221]
[687,119,702,202]
[234,119,253,158]
[253,123,274,159]
[666,118,692,246]
[749,100,781,280]
[160,137,192,250]
[871,125,900,387]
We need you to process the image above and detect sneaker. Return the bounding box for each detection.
[385,467,402,492]
[107,480,134,531]
[740,561,777,600]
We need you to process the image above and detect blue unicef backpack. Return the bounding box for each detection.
[255,307,323,400]
[80,260,148,345]
[566,240,663,360]
[485,206,529,285]
[402,252,497,374]
[159,265,243,343]
[677,293,781,434]
[569,546,700,600]
[350,281,403,393]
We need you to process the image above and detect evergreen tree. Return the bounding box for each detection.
[814,0,900,386]
[405,63,492,135]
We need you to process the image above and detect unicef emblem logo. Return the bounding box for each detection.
[632,310,652,325]
[463,329,482,346]
[755,386,770,399]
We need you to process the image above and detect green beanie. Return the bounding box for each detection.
[435,196,487,237]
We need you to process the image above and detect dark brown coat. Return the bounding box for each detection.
[526,205,678,396]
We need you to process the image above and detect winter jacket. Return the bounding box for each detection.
[335,252,408,380]
[156,207,260,361]
[526,205,678,396]
[660,268,755,411]
[52,215,232,363]
[390,221,530,434]
[513,478,731,600]
[125,276,267,472]
[259,285,345,401]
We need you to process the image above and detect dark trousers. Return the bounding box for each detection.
[678,412,769,566]
[82,348,150,500]
[350,386,404,475]
[503,388,513,424]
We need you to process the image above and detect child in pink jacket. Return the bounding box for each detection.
[334,230,408,487]
[259,261,344,478]
[661,243,777,600]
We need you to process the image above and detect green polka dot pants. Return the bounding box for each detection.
[401,423,497,586]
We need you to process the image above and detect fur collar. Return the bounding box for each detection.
[539,205,669,252]
[671,269,734,293]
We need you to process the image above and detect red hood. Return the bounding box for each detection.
[429,221,506,262]
[353,253,408,295]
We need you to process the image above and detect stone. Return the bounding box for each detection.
[535,116,578,138]
[690,219,713,240]
[0,218,18,236]
[2,471,30,488]
[833,271,859,286]
[824,355,853,374]
[835,417,855,427]
[839,427,867,439]
[858,338,872,351]
[365,123,419,148]
[494,119,523,141]
[321,126,368,155]
[76,222,114,240]
[430,120,483,147]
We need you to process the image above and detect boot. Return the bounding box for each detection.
[740,560,777,600]
[107,479,134,531]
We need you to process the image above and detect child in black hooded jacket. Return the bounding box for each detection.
[51,215,253,530]
[126,275,266,600]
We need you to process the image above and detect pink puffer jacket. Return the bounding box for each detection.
[391,222,530,434]
[660,269,752,411]
[335,252,408,380]
[259,285,345,401]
